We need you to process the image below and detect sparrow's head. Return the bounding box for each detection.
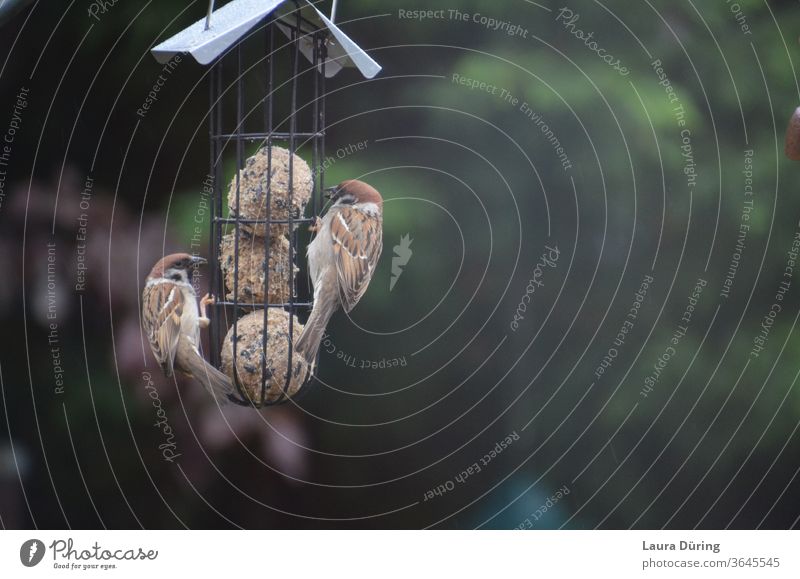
[147,253,207,284]
[325,179,383,208]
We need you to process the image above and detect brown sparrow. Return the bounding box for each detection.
[142,253,233,402]
[296,180,384,372]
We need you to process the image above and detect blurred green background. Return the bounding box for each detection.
[1,0,799,529]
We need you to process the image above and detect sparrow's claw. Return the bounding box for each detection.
[199,293,215,319]
[308,216,323,233]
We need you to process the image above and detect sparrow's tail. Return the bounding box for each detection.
[295,287,338,374]
[181,343,234,404]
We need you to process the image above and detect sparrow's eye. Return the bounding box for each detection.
[171,273,182,282]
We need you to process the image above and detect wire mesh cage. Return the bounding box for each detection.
[208,11,327,406]
[151,0,380,407]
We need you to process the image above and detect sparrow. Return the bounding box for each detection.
[142,253,233,402]
[786,106,800,161]
[296,179,384,372]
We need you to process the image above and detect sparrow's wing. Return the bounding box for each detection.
[142,282,184,376]
[330,206,383,312]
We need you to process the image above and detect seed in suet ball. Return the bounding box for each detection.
[221,309,309,406]
[219,229,297,306]
[227,146,313,237]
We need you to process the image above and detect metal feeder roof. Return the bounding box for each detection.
[151,0,381,79]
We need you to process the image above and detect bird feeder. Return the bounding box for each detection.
[151,0,380,406]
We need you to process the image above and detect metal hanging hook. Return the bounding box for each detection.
[205,0,215,30]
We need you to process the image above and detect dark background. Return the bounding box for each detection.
[1,0,799,529]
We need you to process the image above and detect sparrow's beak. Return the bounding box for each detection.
[191,256,208,266]
[323,186,337,200]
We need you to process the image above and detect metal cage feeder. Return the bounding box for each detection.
[151,0,380,406]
